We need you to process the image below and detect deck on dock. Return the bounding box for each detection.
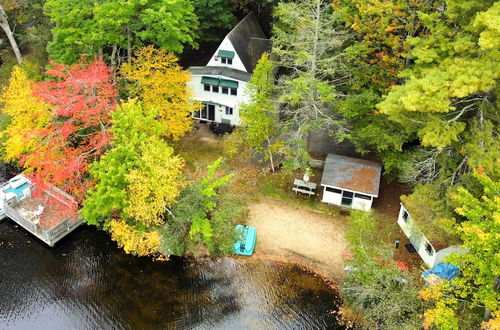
[4,184,83,246]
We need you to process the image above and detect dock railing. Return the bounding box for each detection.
[4,200,38,234]
[43,215,82,244]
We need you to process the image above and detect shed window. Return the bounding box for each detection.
[425,243,434,255]
[225,107,233,115]
[355,193,371,200]
[325,187,342,194]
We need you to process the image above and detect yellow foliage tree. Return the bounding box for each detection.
[120,46,200,140]
[125,138,184,226]
[109,219,161,256]
[0,66,50,161]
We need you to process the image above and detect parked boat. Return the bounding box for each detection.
[234,225,256,256]
[0,175,32,220]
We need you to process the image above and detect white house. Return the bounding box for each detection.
[397,203,467,268]
[320,154,382,211]
[188,12,271,126]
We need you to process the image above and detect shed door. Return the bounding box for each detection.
[341,191,353,207]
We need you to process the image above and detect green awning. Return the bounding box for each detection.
[219,79,238,89]
[217,50,235,59]
[201,76,220,85]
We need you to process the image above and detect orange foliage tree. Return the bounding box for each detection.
[22,57,118,201]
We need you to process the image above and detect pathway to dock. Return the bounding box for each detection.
[246,199,347,282]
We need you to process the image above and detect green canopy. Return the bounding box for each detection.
[219,79,238,89]
[217,50,235,59]
[201,76,220,85]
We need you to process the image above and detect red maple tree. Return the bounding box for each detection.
[22,57,118,201]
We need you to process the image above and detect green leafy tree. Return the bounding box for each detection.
[420,169,500,329]
[161,157,233,256]
[192,0,235,42]
[377,1,499,185]
[341,210,427,329]
[44,0,198,64]
[81,100,182,227]
[233,53,282,171]
[334,0,438,178]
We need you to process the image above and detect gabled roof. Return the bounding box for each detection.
[188,66,252,82]
[227,12,271,73]
[321,154,382,197]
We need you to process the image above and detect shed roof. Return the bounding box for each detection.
[321,154,382,197]
[227,12,271,73]
[188,66,252,82]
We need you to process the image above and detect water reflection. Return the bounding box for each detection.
[0,222,344,329]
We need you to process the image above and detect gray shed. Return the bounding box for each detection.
[321,154,382,210]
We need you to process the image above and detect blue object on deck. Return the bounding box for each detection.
[5,182,30,198]
[422,263,460,281]
[234,225,256,256]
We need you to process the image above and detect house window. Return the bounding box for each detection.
[355,193,371,200]
[220,57,232,65]
[225,107,233,115]
[325,187,342,194]
[222,87,229,94]
[230,88,237,96]
[402,210,409,222]
[425,243,434,255]
[204,84,210,91]
[212,85,219,93]
[217,50,234,65]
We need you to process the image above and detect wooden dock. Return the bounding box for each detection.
[3,184,83,246]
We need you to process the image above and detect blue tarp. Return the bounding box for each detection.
[422,263,460,281]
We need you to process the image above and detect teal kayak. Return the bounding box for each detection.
[234,225,256,256]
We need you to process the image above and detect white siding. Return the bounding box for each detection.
[321,186,374,211]
[206,37,248,72]
[397,204,439,267]
[352,196,373,211]
[322,187,342,205]
[188,75,250,126]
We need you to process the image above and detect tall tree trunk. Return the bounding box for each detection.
[0,4,22,65]
[266,138,275,172]
[110,45,117,67]
[127,27,132,61]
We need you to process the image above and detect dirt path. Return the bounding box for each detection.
[246,199,347,283]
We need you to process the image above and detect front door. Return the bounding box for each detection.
[194,103,216,121]
[208,104,215,121]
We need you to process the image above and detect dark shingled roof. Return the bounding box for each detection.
[188,66,252,82]
[321,154,382,197]
[227,12,271,73]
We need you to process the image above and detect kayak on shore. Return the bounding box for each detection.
[234,225,256,256]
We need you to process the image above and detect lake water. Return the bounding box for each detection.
[0,223,345,329]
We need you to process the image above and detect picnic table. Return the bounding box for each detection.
[292,178,317,196]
